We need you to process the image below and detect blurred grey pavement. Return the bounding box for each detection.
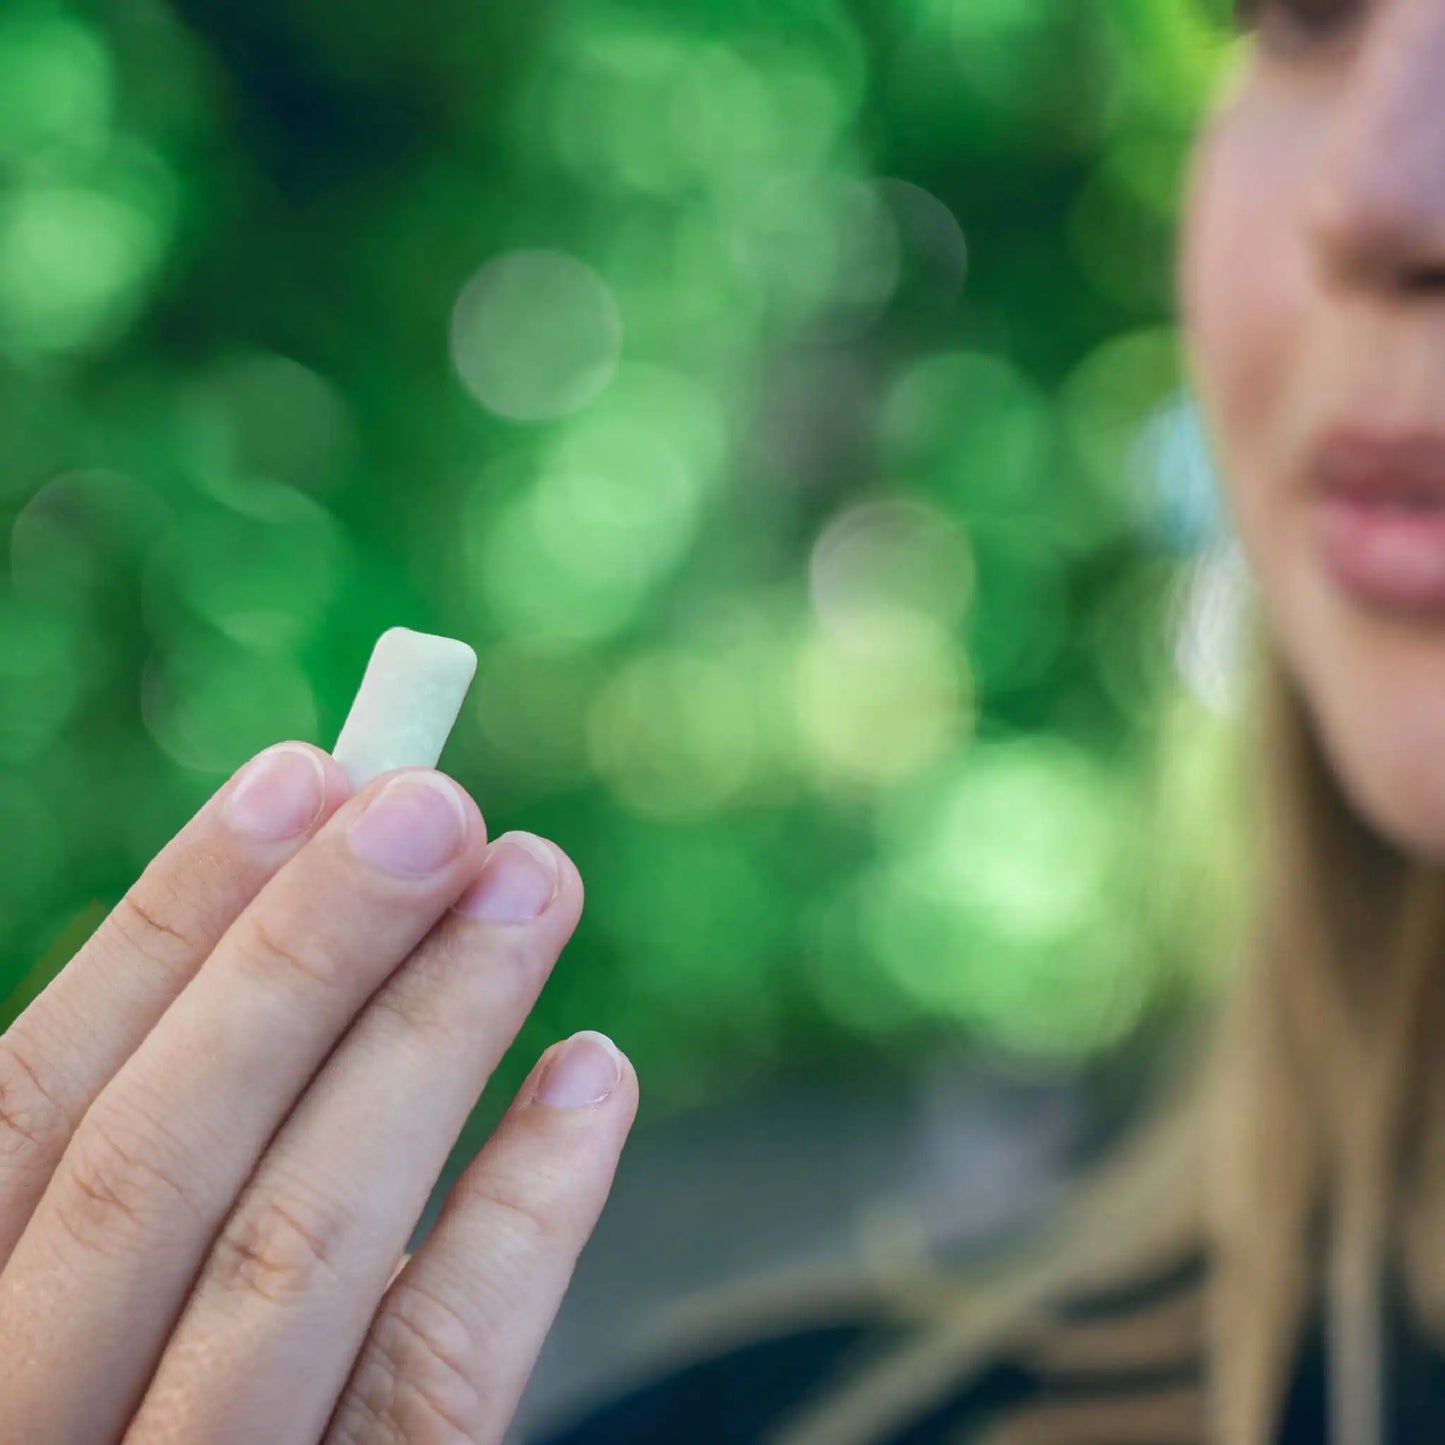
[406,1046,1088,1444]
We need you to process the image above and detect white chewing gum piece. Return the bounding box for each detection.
[330,626,478,791]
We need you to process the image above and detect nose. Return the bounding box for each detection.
[1306,4,1445,296]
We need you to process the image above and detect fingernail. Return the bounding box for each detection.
[224,744,327,841]
[451,832,558,923]
[346,773,470,878]
[532,1031,622,1109]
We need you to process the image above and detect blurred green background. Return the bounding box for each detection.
[0,0,1252,1149]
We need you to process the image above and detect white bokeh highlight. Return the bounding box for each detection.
[450,249,623,422]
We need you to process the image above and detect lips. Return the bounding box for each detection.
[1313,433,1445,616]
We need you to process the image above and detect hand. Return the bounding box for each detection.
[0,742,638,1444]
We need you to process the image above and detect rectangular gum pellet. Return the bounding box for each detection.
[330,626,478,791]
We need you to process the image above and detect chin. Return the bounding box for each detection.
[1283,571,1445,863]
[1324,719,1445,862]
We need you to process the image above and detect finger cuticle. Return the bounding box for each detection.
[451,832,558,924]
[224,744,328,841]
[532,1031,622,1109]
[346,773,471,878]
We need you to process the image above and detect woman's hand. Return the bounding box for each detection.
[0,741,638,1444]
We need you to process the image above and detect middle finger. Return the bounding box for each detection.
[0,767,489,1445]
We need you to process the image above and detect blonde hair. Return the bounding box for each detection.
[642,631,1445,1445]
[1205,637,1444,1445]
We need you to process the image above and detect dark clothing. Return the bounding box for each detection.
[529,1249,1445,1442]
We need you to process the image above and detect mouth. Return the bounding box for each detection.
[1312,431,1445,617]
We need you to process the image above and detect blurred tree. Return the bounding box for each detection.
[0,0,1251,1136]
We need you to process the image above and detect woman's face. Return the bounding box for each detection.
[1182,0,1445,855]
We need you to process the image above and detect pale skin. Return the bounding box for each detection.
[6,2,1445,1443]
[1184,0,1445,854]
[0,749,638,1443]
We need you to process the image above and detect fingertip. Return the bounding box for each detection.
[269,740,353,807]
[537,836,585,918]
[347,767,489,855]
[530,1030,627,1111]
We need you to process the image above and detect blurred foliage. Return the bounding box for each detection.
[0,0,1254,1129]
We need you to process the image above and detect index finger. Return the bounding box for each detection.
[0,740,352,1257]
